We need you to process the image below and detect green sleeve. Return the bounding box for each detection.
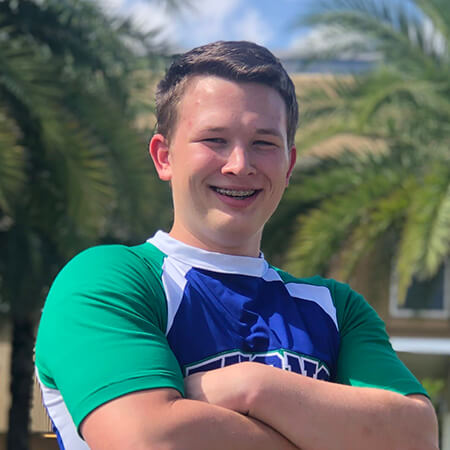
[332,280,428,397]
[35,244,185,429]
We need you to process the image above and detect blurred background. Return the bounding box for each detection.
[0,0,449,449]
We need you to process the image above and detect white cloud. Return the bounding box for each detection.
[173,0,242,48]
[94,0,243,49]
[187,0,241,21]
[288,25,367,57]
[93,0,275,50]
[123,1,178,45]
[420,17,446,57]
[95,0,127,15]
[230,8,273,45]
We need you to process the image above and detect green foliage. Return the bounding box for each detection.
[0,0,173,316]
[0,3,176,446]
[421,377,445,406]
[0,108,24,215]
[273,0,450,303]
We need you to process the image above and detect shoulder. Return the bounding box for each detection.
[64,242,165,272]
[36,242,171,381]
[50,242,166,294]
[270,266,375,331]
[38,242,170,338]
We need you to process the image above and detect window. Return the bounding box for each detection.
[390,260,450,319]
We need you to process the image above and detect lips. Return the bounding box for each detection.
[211,186,260,199]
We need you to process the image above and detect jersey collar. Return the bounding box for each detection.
[147,231,268,277]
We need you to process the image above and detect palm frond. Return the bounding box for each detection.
[395,182,434,302]
[297,64,449,159]
[283,0,450,301]
[283,142,439,279]
[285,148,407,275]
[415,0,450,44]
[302,0,446,69]
[419,162,450,277]
[337,182,410,279]
[0,0,176,257]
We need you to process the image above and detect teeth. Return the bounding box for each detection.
[214,187,256,198]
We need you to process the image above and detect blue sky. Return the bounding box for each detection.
[99,0,317,53]
[97,0,428,58]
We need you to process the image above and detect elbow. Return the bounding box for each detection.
[420,411,439,450]
[405,395,439,450]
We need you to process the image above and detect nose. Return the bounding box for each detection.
[221,145,256,176]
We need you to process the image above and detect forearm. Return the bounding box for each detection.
[245,364,438,450]
[186,363,438,450]
[81,388,298,450]
[157,396,299,450]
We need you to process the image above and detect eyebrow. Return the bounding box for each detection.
[201,127,283,139]
[255,128,283,139]
[202,127,227,133]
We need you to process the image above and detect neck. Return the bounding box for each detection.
[168,224,262,257]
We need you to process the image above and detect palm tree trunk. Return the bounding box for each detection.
[7,317,35,450]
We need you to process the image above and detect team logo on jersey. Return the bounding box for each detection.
[185,350,330,380]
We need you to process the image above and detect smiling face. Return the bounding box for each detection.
[150,75,296,256]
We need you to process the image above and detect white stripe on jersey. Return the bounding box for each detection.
[36,368,90,450]
[285,283,338,330]
[162,256,189,335]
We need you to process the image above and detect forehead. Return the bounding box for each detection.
[176,75,287,130]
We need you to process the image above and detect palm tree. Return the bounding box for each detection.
[265,0,449,303]
[0,1,174,448]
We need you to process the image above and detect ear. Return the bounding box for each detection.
[285,146,297,187]
[149,134,172,181]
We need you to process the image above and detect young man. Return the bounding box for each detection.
[35,41,438,449]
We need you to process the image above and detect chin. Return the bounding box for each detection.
[211,219,261,243]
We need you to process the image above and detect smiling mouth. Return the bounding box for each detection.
[211,187,260,199]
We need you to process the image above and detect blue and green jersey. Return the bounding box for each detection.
[35,231,427,449]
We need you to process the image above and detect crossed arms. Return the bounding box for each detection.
[81,361,438,450]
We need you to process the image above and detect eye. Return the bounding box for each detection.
[202,137,226,144]
[254,140,277,148]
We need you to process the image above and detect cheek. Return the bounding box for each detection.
[259,154,290,182]
[186,149,220,175]
[172,147,207,170]
[172,151,219,190]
